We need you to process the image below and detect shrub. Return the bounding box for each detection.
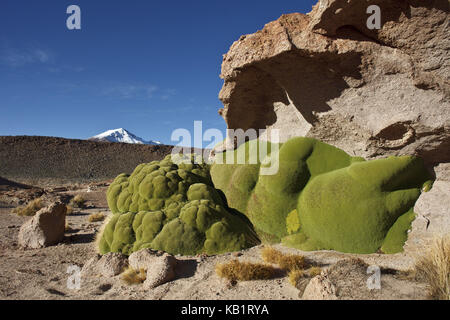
[66,205,74,215]
[288,269,305,287]
[215,259,277,281]
[309,266,322,277]
[12,198,44,216]
[70,195,86,209]
[88,212,106,223]
[261,247,307,271]
[120,267,146,285]
[415,234,450,300]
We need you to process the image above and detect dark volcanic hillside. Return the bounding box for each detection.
[0,136,174,185]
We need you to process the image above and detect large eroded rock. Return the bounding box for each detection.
[18,202,66,249]
[217,0,449,166]
[216,0,449,257]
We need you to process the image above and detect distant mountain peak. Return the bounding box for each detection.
[89,128,161,145]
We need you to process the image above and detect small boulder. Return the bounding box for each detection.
[18,202,66,249]
[143,253,177,289]
[97,253,128,277]
[302,274,338,300]
[128,248,160,271]
[80,254,101,278]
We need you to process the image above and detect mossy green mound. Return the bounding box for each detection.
[106,154,212,214]
[99,155,259,256]
[100,137,432,256]
[293,156,430,253]
[211,137,364,242]
[211,137,432,253]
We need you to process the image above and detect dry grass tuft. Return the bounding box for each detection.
[261,246,284,263]
[415,234,450,300]
[288,269,306,287]
[12,198,44,216]
[94,214,112,253]
[120,267,147,285]
[216,259,277,281]
[309,266,322,277]
[261,247,307,271]
[65,221,71,232]
[70,195,86,209]
[88,212,106,223]
[66,205,74,215]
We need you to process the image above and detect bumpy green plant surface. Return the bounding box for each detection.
[100,137,432,256]
[211,137,432,254]
[99,154,259,256]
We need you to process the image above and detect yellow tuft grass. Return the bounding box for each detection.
[261,247,307,271]
[70,195,86,208]
[95,214,112,253]
[288,269,305,287]
[215,259,277,281]
[415,234,450,300]
[309,266,322,277]
[65,221,71,232]
[120,267,147,285]
[88,212,106,223]
[66,205,74,215]
[12,198,44,216]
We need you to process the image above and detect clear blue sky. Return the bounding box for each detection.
[0,0,317,145]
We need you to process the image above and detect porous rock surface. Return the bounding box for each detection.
[302,274,338,300]
[143,253,177,289]
[128,248,162,271]
[18,202,67,249]
[218,0,449,166]
[81,253,128,278]
[217,0,449,252]
[97,253,129,277]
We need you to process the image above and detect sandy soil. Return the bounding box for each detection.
[0,185,431,300]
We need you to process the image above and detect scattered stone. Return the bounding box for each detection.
[143,253,177,289]
[97,253,128,278]
[128,248,159,271]
[128,249,178,288]
[302,274,338,300]
[225,279,238,289]
[80,254,101,278]
[18,202,66,249]
[45,288,66,296]
[296,278,311,295]
[98,283,113,292]
[91,283,113,295]
[81,253,128,278]
[196,253,209,262]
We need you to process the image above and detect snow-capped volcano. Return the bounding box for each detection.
[89,128,161,145]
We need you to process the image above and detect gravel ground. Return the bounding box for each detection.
[0,185,431,300]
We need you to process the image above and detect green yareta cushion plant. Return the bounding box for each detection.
[98,154,259,256]
[99,137,432,256]
[211,137,432,254]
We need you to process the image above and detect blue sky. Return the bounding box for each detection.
[0,0,316,145]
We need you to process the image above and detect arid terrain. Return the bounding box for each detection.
[0,175,434,300]
[0,0,448,301]
[0,136,174,185]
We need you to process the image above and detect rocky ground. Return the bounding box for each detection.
[0,179,432,300]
